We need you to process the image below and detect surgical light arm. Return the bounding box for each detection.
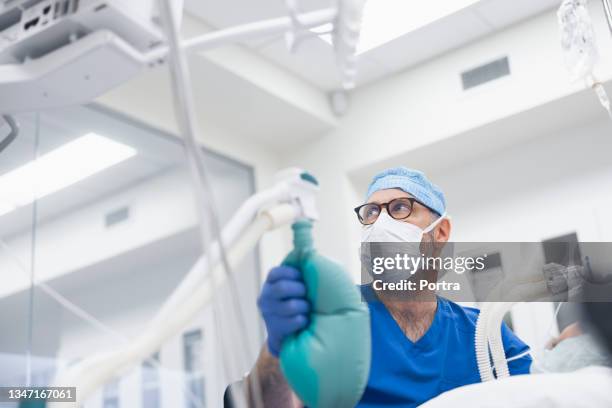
[47,168,319,408]
[147,0,364,89]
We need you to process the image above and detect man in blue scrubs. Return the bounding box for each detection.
[249,167,532,407]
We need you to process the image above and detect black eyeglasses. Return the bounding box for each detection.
[354,197,431,225]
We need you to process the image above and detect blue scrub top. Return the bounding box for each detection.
[357,286,532,407]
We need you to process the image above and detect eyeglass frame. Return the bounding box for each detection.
[353,197,438,225]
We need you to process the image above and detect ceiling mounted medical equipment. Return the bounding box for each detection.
[0,0,183,113]
[333,0,365,89]
[0,0,365,114]
[283,0,364,89]
[558,0,612,119]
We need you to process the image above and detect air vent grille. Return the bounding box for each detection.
[461,57,510,90]
[105,206,130,227]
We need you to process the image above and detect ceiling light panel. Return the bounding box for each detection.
[0,133,136,217]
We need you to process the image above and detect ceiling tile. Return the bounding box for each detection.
[363,8,492,73]
[185,0,333,28]
[255,35,392,91]
[187,52,335,144]
[473,0,559,29]
[256,36,341,90]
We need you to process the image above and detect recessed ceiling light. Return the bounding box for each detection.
[0,133,136,217]
[316,0,481,55]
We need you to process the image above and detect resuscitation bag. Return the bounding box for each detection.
[280,220,371,408]
[18,401,45,407]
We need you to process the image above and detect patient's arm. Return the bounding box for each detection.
[547,322,582,349]
[245,346,303,408]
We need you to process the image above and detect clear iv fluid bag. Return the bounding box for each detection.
[558,0,612,118]
[558,0,599,82]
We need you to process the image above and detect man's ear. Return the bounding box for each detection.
[435,218,451,243]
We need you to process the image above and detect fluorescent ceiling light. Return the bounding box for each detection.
[317,0,481,55]
[0,133,136,217]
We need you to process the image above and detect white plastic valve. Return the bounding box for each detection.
[273,167,320,221]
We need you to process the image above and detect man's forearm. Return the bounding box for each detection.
[246,346,302,408]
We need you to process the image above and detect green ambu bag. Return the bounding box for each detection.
[280,220,371,408]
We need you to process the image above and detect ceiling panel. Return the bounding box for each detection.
[473,0,560,29]
[256,35,392,90]
[256,36,346,90]
[185,0,333,48]
[185,0,332,26]
[354,54,395,88]
[187,52,335,145]
[363,8,493,73]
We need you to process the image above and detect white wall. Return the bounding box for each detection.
[278,5,612,351]
[95,68,292,280]
[0,169,197,296]
[73,308,224,408]
[432,117,612,243]
[42,309,220,408]
[280,4,612,273]
[428,115,612,349]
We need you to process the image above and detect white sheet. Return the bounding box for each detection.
[421,366,612,408]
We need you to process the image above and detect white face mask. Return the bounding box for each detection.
[360,211,446,243]
[359,212,447,284]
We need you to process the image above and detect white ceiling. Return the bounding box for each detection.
[186,52,336,145]
[185,0,560,90]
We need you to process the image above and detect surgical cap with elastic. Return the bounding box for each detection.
[366,167,446,215]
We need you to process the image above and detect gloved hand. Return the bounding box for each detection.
[258,265,310,357]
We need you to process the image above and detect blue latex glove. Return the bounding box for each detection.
[258,265,310,357]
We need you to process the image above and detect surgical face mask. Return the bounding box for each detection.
[360,211,445,243]
[359,212,446,286]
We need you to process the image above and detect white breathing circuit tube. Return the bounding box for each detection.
[476,302,520,381]
[475,271,556,381]
[152,183,291,327]
[476,291,537,381]
[47,204,298,408]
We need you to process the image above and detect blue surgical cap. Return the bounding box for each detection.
[366,167,446,215]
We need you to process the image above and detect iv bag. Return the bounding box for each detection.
[558,0,612,119]
[558,0,599,82]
